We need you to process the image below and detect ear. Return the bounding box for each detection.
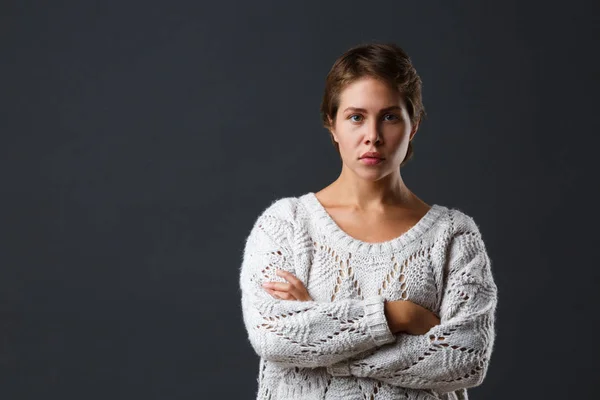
[409,120,420,141]
[328,117,339,143]
[330,129,339,143]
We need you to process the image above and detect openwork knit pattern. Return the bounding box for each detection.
[239,192,498,400]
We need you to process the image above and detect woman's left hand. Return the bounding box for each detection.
[262,269,313,301]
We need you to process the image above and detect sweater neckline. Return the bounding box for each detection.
[300,192,445,255]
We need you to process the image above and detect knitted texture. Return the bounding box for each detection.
[239,192,498,400]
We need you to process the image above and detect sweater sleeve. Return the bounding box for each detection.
[325,215,498,393]
[239,204,396,369]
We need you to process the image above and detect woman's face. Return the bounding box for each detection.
[329,76,418,179]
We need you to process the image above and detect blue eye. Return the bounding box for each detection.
[349,114,399,122]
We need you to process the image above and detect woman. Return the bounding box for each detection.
[239,42,498,400]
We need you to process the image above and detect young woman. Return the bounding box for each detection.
[239,42,498,400]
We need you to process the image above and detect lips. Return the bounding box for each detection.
[360,151,384,159]
[360,157,383,165]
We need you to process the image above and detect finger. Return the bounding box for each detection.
[264,288,282,299]
[275,270,311,298]
[266,288,297,300]
[276,269,303,287]
[262,281,293,292]
[267,283,302,300]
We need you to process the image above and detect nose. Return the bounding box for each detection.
[364,120,382,144]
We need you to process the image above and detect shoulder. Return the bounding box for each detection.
[255,195,303,229]
[443,206,484,238]
[247,195,305,248]
[441,206,491,266]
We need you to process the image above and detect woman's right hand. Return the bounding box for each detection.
[384,299,440,335]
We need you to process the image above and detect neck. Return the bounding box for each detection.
[331,164,413,211]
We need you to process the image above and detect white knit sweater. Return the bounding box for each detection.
[239,192,498,400]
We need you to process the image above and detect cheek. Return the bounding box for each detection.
[335,126,359,146]
[385,124,411,142]
[338,134,362,151]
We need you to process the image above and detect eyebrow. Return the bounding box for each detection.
[343,106,402,113]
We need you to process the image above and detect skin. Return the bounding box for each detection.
[262,76,440,335]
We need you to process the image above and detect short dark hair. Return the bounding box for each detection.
[320,42,426,167]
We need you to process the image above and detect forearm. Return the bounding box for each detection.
[331,302,496,392]
[242,292,396,368]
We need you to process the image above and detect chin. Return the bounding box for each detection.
[354,168,392,181]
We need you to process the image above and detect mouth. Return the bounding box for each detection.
[360,151,384,159]
[359,157,384,165]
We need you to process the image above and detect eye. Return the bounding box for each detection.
[349,114,363,122]
[383,113,399,121]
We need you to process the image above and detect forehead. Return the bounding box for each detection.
[338,77,405,109]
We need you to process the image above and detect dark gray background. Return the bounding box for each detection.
[2,1,599,399]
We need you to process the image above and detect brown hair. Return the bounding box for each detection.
[320,42,426,168]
